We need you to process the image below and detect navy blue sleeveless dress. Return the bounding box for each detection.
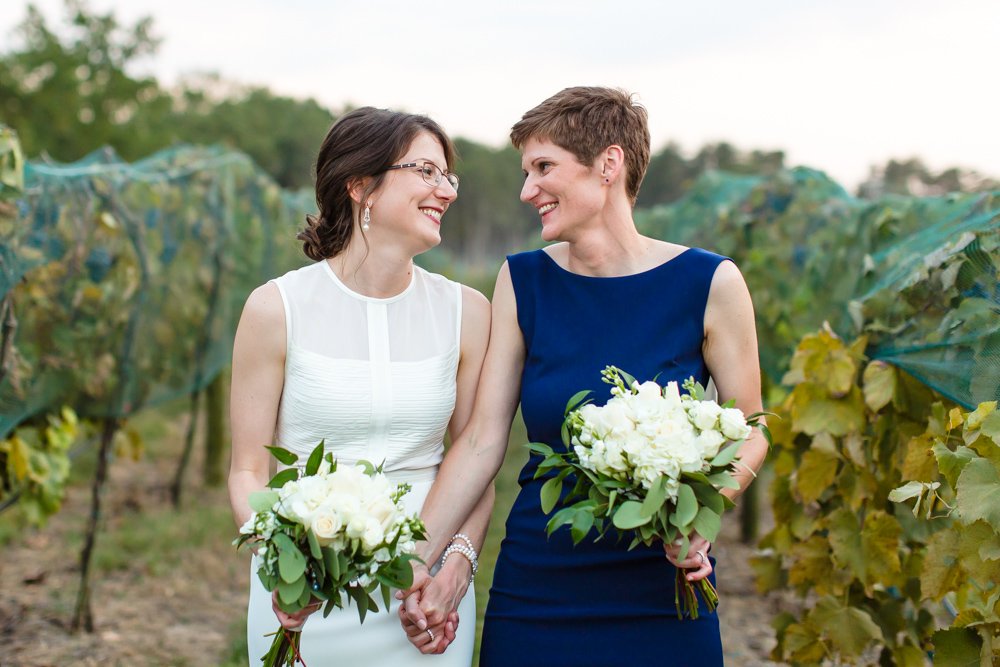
[479,247,729,667]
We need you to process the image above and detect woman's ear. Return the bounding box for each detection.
[347,177,372,205]
[600,145,625,183]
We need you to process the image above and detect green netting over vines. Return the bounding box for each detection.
[637,168,1000,407]
[0,131,313,437]
[2,127,998,439]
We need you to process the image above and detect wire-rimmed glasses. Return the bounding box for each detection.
[383,161,460,191]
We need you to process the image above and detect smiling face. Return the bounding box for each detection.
[371,131,457,252]
[519,137,606,242]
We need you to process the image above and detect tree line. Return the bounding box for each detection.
[2,1,997,264]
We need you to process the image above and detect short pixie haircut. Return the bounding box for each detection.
[510,87,651,205]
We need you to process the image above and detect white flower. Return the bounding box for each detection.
[661,381,682,408]
[689,401,723,431]
[361,518,385,550]
[720,408,752,441]
[695,429,726,460]
[279,474,329,525]
[311,511,343,546]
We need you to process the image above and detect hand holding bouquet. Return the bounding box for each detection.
[235,442,426,666]
[528,366,769,619]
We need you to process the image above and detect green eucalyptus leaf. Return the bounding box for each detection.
[692,506,722,542]
[306,529,322,560]
[570,509,594,544]
[671,484,698,528]
[277,574,306,608]
[540,476,563,514]
[710,442,741,468]
[612,501,649,529]
[248,490,279,513]
[279,544,307,583]
[639,476,668,519]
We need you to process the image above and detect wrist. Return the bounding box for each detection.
[439,537,479,585]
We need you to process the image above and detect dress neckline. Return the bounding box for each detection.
[538,247,693,280]
[321,259,418,303]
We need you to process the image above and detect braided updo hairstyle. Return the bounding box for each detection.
[298,107,457,261]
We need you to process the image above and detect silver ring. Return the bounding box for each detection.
[426,628,435,642]
[696,549,708,565]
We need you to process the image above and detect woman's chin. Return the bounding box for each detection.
[539,223,561,243]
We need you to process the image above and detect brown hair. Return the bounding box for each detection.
[510,86,651,204]
[298,107,457,260]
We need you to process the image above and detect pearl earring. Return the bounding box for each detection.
[362,200,372,231]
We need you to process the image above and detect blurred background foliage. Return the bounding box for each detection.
[2,2,999,663]
[4,1,997,266]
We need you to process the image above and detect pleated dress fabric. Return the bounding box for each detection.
[246,260,474,666]
[479,248,729,667]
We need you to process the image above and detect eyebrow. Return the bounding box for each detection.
[409,157,452,171]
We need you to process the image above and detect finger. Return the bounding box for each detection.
[686,557,714,582]
[419,626,444,654]
[403,593,428,630]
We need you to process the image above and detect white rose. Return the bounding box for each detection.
[311,511,343,546]
[689,401,723,431]
[720,408,752,441]
[695,429,726,460]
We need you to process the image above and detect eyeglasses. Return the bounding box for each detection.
[383,161,460,191]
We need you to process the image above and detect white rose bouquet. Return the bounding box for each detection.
[528,366,770,620]
[235,441,426,666]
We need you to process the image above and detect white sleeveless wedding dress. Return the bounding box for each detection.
[246,259,475,665]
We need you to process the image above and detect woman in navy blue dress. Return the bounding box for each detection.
[399,87,768,665]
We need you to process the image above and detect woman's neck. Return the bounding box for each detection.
[562,202,653,277]
[328,237,415,298]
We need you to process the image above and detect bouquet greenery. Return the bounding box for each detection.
[529,366,769,619]
[235,442,426,666]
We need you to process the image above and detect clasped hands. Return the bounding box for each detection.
[395,559,469,654]
[270,559,469,655]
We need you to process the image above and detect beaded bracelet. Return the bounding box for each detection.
[440,542,478,584]
[451,532,474,549]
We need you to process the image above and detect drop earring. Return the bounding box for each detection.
[362,200,372,231]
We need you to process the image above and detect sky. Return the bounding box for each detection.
[3,0,999,189]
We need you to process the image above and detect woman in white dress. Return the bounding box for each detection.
[229,107,493,665]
